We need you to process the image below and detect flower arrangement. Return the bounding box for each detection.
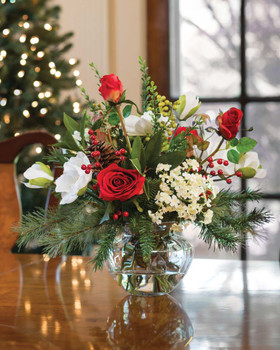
[17,57,270,276]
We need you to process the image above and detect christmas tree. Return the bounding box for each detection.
[0,0,83,140]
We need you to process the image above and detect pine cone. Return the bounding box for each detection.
[86,141,120,171]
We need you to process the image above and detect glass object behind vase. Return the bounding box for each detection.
[107,223,194,296]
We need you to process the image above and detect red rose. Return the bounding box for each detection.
[98,74,123,103]
[97,164,145,202]
[217,107,243,140]
[173,127,199,138]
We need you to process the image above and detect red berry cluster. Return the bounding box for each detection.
[205,156,243,185]
[113,211,129,220]
[81,163,92,174]
[115,148,126,163]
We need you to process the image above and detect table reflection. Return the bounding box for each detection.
[107,295,193,349]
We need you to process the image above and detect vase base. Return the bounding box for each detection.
[112,271,185,296]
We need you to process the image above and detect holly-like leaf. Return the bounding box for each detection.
[145,131,163,167]
[227,149,240,164]
[130,158,142,174]
[123,105,132,118]
[237,137,257,153]
[230,138,238,147]
[63,113,79,134]
[108,113,120,126]
[155,151,186,169]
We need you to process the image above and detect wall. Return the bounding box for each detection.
[56,0,147,108]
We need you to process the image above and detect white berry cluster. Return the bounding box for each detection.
[148,160,218,226]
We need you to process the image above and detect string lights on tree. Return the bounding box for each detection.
[0,0,87,139]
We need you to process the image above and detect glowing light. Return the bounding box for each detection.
[20,59,26,66]
[84,279,91,288]
[14,132,20,137]
[10,0,16,4]
[55,71,61,78]
[73,101,80,113]
[41,317,48,336]
[74,299,81,310]
[31,101,38,107]
[22,14,28,21]
[24,301,31,314]
[37,51,44,58]
[38,92,45,99]
[0,98,7,106]
[35,67,40,72]
[80,269,86,277]
[23,22,30,29]
[14,89,22,96]
[18,70,25,78]
[30,46,36,51]
[33,80,41,87]
[2,28,10,36]
[55,321,60,334]
[21,53,28,59]
[72,279,79,287]
[19,34,26,43]
[1,50,7,57]
[69,58,76,65]
[36,147,42,154]
[50,68,56,75]
[54,134,61,140]
[1,0,7,4]
[45,91,52,98]
[49,62,55,68]
[76,79,82,86]
[23,110,30,118]
[30,36,39,45]
[44,23,52,31]
[4,115,10,124]
[73,70,80,77]
[55,119,61,126]
[0,56,3,62]
[40,108,47,115]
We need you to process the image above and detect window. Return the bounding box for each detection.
[147,0,280,260]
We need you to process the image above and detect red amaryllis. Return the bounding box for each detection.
[97,164,145,202]
[217,107,243,140]
[98,74,123,103]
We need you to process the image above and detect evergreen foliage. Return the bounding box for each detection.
[0,0,83,139]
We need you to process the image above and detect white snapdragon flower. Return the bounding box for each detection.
[124,111,168,136]
[55,152,92,205]
[176,91,201,121]
[23,162,54,188]
[72,128,90,146]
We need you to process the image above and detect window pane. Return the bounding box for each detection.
[170,0,241,98]
[246,0,280,96]
[247,103,280,193]
[247,200,280,261]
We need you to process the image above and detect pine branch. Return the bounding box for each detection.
[138,217,155,262]
[89,62,102,86]
[43,147,70,165]
[90,224,118,271]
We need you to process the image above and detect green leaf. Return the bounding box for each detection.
[131,137,145,171]
[145,131,163,167]
[63,113,79,134]
[143,181,150,200]
[92,118,103,131]
[155,151,186,169]
[63,131,80,151]
[108,113,120,126]
[122,99,142,115]
[123,105,132,118]
[130,158,142,174]
[80,110,87,147]
[118,90,126,103]
[237,137,257,153]
[227,149,240,164]
[237,167,257,179]
[230,138,238,147]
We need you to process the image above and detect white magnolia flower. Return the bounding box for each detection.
[177,91,201,121]
[124,111,168,136]
[23,162,54,188]
[55,152,92,205]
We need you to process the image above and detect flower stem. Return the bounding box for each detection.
[116,104,132,154]
[201,138,224,165]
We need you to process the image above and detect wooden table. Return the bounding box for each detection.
[0,253,279,350]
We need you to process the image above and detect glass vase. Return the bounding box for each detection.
[107,223,194,296]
